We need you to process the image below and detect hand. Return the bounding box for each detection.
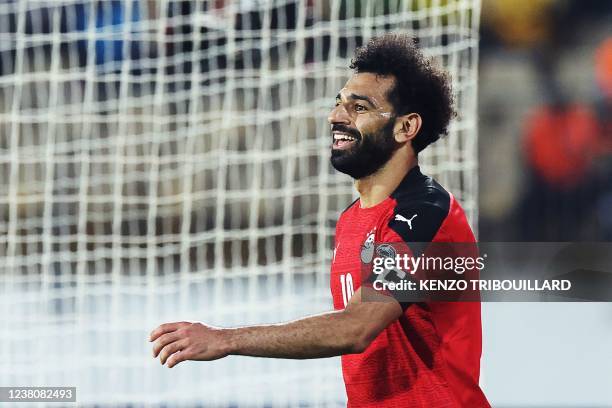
[149,321,231,368]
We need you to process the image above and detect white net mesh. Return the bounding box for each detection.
[0,0,480,406]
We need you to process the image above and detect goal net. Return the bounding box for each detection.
[0,0,480,406]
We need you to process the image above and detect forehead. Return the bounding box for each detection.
[339,72,395,105]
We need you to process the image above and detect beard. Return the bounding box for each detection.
[330,118,400,179]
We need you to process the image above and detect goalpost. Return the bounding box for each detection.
[0,1,480,405]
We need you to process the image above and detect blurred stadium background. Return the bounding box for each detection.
[0,0,610,406]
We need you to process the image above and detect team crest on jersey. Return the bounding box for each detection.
[360,229,376,264]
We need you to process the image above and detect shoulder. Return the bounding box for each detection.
[341,198,359,215]
[335,198,359,233]
[383,173,451,243]
[337,198,359,223]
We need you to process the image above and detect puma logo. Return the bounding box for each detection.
[394,214,417,230]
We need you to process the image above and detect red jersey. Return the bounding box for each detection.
[330,166,490,407]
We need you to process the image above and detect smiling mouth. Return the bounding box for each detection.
[332,132,358,149]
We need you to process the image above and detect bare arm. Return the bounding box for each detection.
[150,288,402,367]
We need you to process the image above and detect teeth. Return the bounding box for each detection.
[333,133,355,142]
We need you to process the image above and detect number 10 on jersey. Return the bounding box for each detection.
[340,273,354,307]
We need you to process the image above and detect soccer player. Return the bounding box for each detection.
[150,34,490,407]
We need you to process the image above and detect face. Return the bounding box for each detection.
[328,73,400,179]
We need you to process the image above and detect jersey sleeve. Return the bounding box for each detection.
[384,180,451,243]
[360,200,450,306]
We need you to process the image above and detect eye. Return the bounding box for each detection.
[354,104,367,112]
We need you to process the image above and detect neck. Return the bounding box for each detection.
[355,152,417,208]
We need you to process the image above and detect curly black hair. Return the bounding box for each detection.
[349,34,455,154]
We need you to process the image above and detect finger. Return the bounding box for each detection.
[149,322,187,342]
[160,338,189,365]
[166,348,191,368]
[152,331,182,358]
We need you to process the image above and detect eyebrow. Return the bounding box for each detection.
[336,92,377,108]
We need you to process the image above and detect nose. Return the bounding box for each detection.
[328,104,351,126]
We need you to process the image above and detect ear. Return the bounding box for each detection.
[393,113,422,143]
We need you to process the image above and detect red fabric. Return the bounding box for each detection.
[330,194,490,407]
